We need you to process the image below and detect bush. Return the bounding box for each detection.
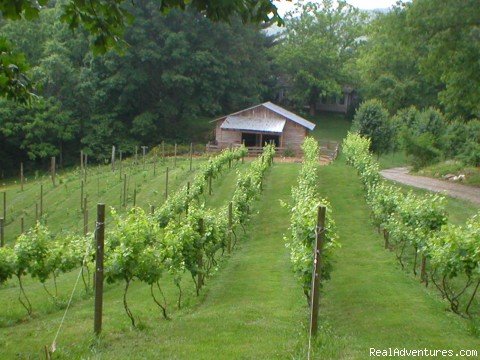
[352,99,393,156]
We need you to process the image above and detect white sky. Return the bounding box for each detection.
[274,0,402,15]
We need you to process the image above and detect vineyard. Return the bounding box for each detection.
[0,135,479,358]
[343,133,480,318]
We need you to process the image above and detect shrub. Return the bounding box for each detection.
[352,99,393,156]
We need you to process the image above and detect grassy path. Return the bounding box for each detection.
[95,163,305,359]
[313,160,480,358]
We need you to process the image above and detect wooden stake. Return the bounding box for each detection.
[2,191,5,220]
[20,162,24,191]
[197,218,204,292]
[94,203,105,335]
[133,186,136,207]
[51,157,56,186]
[80,150,84,171]
[80,180,84,211]
[0,217,4,247]
[189,143,193,171]
[186,182,190,215]
[309,206,326,336]
[165,167,169,200]
[111,145,116,171]
[21,216,24,234]
[142,146,148,170]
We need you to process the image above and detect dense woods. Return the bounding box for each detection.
[1,0,479,174]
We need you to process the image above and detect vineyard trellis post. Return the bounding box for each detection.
[197,218,205,293]
[51,157,56,186]
[111,146,115,171]
[80,180,84,211]
[2,191,5,220]
[310,205,326,337]
[94,203,105,335]
[0,217,4,247]
[142,146,147,170]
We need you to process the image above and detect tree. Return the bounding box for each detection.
[352,99,392,156]
[356,5,437,114]
[274,0,366,115]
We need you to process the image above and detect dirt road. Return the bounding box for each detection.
[380,167,480,206]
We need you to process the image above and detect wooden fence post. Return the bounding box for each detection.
[94,203,105,335]
[142,146,147,170]
[228,202,233,253]
[189,143,193,171]
[80,180,84,211]
[197,218,204,293]
[309,205,326,337]
[111,146,115,171]
[165,167,169,200]
[20,162,24,191]
[0,217,4,247]
[2,192,5,221]
[51,157,56,186]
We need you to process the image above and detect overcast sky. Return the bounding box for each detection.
[274,0,402,15]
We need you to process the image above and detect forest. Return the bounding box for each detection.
[0,0,479,174]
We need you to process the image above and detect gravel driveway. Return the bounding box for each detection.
[380,167,480,206]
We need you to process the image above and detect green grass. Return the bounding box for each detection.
[307,158,479,358]
[309,112,352,143]
[0,162,307,359]
[0,156,208,245]
[415,160,480,187]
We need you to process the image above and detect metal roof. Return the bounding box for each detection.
[262,102,316,130]
[220,116,286,134]
[213,102,316,131]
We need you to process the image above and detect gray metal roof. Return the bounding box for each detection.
[262,102,316,130]
[220,116,286,134]
[213,102,316,131]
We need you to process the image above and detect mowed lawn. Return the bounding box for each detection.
[311,158,480,358]
[0,162,306,359]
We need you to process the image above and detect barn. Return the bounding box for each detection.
[209,102,316,154]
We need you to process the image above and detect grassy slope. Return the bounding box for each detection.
[1,157,207,245]
[0,162,306,359]
[311,159,479,358]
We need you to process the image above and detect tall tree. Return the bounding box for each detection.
[274,0,366,115]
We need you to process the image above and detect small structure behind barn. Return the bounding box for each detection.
[209,102,316,155]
